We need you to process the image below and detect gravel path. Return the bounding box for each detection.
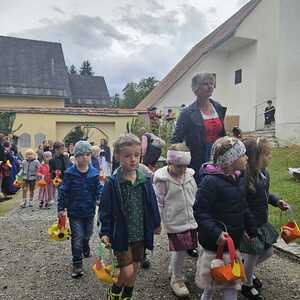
[1,199,300,300]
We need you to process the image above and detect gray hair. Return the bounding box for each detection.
[191,73,215,92]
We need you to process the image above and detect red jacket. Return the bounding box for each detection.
[37,163,52,184]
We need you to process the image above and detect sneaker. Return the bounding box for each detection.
[71,264,83,278]
[28,201,33,207]
[170,278,189,297]
[83,245,91,258]
[45,203,51,209]
[241,285,265,300]
[140,256,150,269]
[39,201,43,209]
[187,248,198,258]
[107,287,123,300]
[20,201,27,208]
[253,275,263,290]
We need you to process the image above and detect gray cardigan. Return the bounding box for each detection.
[19,159,40,181]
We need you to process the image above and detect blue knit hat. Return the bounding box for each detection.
[74,141,92,157]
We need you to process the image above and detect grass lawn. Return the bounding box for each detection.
[268,147,300,242]
[0,190,23,216]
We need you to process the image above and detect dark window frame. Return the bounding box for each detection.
[235,69,242,85]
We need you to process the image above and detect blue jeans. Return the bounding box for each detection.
[69,217,94,265]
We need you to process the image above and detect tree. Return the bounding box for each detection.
[111,93,121,108]
[119,77,159,108]
[69,64,77,74]
[120,82,140,108]
[63,126,89,146]
[0,112,22,135]
[137,77,159,100]
[79,60,94,76]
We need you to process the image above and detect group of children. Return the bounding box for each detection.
[18,149,55,208]
[56,133,289,300]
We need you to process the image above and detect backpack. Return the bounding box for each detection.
[145,133,165,149]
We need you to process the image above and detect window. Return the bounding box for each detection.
[19,133,31,148]
[235,69,242,84]
[35,133,46,148]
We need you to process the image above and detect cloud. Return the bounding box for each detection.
[11,15,129,51]
[52,6,65,15]
[9,4,210,95]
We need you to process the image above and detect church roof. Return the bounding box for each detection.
[0,36,71,98]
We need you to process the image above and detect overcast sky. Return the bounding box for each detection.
[0,0,250,95]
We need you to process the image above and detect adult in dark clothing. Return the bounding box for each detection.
[264,100,275,126]
[100,139,111,176]
[172,73,227,186]
[49,141,71,179]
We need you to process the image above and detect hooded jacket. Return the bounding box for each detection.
[58,164,102,218]
[153,166,198,233]
[193,164,257,252]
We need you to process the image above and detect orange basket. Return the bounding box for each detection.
[37,178,47,188]
[210,236,245,282]
[281,207,300,244]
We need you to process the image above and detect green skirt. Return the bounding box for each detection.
[239,222,279,255]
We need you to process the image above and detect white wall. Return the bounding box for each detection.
[156,51,229,110]
[276,0,300,144]
[225,42,257,131]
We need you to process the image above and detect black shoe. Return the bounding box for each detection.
[187,248,198,258]
[253,275,263,290]
[241,285,264,300]
[83,245,91,258]
[39,201,43,209]
[71,264,83,278]
[141,256,151,269]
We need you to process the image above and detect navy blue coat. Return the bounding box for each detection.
[172,99,226,184]
[246,169,279,227]
[58,164,102,218]
[99,174,161,251]
[193,169,257,252]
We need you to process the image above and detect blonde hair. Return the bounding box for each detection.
[91,145,101,155]
[25,148,36,158]
[113,133,141,154]
[168,143,189,152]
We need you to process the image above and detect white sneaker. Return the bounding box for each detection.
[170,278,189,297]
[28,201,33,207]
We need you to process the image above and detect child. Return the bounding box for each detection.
[99,133,161,300]
[193,136,257,300]
[58,141,102,278]
[153,143,198,297]
[49,141,71,180]
[91,145,101,171]
[19,149,40,208]
[240,137,288,299]
[37,151,55,209]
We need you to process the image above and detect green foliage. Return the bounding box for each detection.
[0,112,22,135]
[79,60,94,76]
[127,117,150,136]
[69,64,78,74]
[119,77,159,108]
[63,126,89,146]
[111,93,121,108]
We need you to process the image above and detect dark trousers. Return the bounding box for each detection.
[69,217,94,265]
